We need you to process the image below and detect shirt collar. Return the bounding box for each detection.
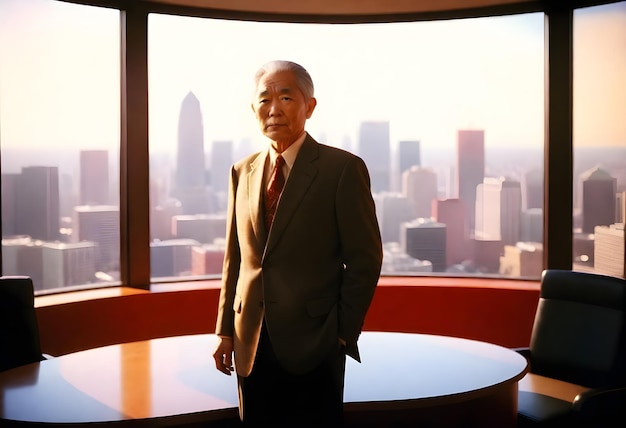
[268,131,307,170]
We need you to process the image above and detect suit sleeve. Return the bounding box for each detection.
[336,156,383,360]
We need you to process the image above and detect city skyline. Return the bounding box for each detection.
[1,0,625,159]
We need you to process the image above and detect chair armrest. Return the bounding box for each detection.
[573,386,626,424]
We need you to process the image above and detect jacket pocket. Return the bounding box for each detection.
[306,296,336,317]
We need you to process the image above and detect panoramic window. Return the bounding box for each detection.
[572,1,626,279]
[148,12,545,281]
[0,0,120,292]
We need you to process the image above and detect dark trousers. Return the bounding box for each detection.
[238,325,346,427]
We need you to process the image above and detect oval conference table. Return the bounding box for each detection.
[0,332,527,427]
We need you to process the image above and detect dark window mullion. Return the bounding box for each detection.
[120,5,150,289]
[544,5,574,270]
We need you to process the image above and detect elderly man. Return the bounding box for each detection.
[213,60,382,427]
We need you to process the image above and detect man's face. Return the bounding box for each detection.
[252,70,316,150]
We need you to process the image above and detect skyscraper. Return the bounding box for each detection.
[15,166,60,242]
[398,140,421,175]
[373,192,414,244]
[175,92,209,214]
[522,167,543,210]
[210,140,233,194]
[580,166,617,234]
[357,121,391,193]
[80,150,109,205]
[433,198,469,266]
[402,166,438,219]
[456,129,485,233]
[475,177,522,246]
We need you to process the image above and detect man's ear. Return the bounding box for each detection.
[306,97,317,119]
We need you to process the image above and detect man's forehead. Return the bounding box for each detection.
[256,71,298,94]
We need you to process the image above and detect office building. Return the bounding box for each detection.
[594,224,624,278]
[73,205,119,272]
[374,192,414,244]
[357,121,391,193]
[191,240,226,275]
[475,177,522,246]
[15,166,61,242]
[520,208,543,243]
[172,214,227,245]
[42,241,96,289]
[580,166,617,233]
[433,198,470,266]
[522,167,543,210]
[150,239,200,278]
[80,150,109,205]
[499,242,543,278]
[1,236,44,291]
[402,166,438,219]
[456,129,485,233]
[210,140,233,195]
[398,140,421,175]
[1,173,19,236]
[401,218,447,272]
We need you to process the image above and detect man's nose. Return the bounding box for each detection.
[268,101,281,116]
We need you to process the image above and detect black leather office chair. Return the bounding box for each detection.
[517,269,626,428]
[0,275,47,372]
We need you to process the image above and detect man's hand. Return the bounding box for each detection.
[213,336,234,375]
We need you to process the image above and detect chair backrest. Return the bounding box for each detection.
[529,269,626,388]
[0,276,44,372]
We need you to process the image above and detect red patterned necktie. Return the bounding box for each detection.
[265,155,285,230]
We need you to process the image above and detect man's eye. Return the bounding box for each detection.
[281,97,292,101]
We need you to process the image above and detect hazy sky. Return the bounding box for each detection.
[0,0,624,155]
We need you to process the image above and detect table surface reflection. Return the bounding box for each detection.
[0,332,527,426]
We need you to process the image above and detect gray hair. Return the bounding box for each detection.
[253,60,315,100]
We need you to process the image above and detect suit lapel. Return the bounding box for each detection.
[248,151,268,246]
[265,135,319,254]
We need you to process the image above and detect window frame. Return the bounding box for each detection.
[5,0,622,290]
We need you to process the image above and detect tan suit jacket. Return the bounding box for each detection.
[215,134,382,377]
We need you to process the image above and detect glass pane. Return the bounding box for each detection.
[148,12,544,281]
[573,1,626,279]
[0,0,121,292]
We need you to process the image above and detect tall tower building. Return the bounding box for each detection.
[357,121,391,193]
[210,140,233,194]
[456,129,485,233]
[175,92,209,214]
[433,198,469,266]
[402,166,438,219]
[475,177,522,246]
[15,166,60,242]
[80,150,109,205]
[580,166,617,234]
[522,167,543,210]
[398,140,421,175]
